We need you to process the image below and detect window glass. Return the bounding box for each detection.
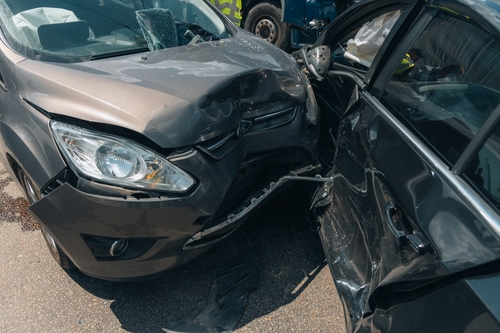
[464,123,500,208]
[322,9,405,120]
[381,9,500,165]
[331,10,403,71]
[0,0,230,63]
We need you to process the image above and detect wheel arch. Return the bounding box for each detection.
[0,101,67,196]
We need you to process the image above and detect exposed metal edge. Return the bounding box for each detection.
[254,107,295,122]
[183,164,331,250]
[363,92,500,237]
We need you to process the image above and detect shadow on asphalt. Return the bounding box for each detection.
[64,184,327,332]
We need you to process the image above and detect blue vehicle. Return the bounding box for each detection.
[242,0,354,50]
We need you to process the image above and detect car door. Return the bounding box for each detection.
[311,1,500,332]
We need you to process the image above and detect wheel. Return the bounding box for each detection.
[244,2,290,51]
[18,169,75,270]
[41,227,75,270]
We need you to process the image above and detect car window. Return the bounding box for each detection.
[381,8,500,166]
[319,8,406,121]
[331,10,403,71]
[464,123,500,209]
[0,0,230,63]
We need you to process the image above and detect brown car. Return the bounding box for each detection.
[0,0,319,280]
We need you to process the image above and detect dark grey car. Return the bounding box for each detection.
[300,0,500,331]
[0,0,319,280]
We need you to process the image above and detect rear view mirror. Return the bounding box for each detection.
[302,45,331,80]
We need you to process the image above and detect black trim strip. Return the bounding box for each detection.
[453,104,500,175]
[254,107,294,122]
[205,132,235,151]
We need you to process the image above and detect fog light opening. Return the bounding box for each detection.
[110,239,129,257]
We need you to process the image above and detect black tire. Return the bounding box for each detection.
[244,2,290,51]
[41,227,76,270]
[18,169,75,270]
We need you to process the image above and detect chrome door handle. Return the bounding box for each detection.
[385,201,425,254]
[385,201,406,246]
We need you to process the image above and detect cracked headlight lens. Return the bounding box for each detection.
[50,121,194,192]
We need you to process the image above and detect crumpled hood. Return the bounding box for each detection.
[16,32,306,148]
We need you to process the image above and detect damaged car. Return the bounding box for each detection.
[0,0,319,280]
[300,0,500,331]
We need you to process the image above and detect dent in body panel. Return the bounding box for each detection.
[369,109,500,273]
[317,190,372,324]
[0,91,66,192]
[28,146,245,278]
[417,183,500,271]
[355,274,500,333]
[373,115,500,271]
[317,100,500,329]
[16,35,307,149]
[0,38,67,190]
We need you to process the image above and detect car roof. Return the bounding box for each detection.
[434,0,500,31]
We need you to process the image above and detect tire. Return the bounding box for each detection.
[41,227,75,270]
[244,2,290,51]
[18,169,75,270]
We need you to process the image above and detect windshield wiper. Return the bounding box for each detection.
[90,48,149,61]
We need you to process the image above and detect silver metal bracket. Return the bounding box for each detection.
[183,164,333,250]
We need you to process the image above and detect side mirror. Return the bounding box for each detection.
[302,45,331,81]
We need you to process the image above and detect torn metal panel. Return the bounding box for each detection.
[184,163,332,250]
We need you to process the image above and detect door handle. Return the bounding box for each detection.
[385,201,406,246]
[385,201,425,254]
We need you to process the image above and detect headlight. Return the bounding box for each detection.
[50,121,194,192]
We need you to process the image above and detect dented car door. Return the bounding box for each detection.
[308,0,500,331]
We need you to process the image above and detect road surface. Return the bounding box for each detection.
[0,164,346,332]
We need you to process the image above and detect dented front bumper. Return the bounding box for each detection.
[28,104,319,281]
[29,146,245,281]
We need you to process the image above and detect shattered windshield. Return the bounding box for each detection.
[0,0,231,62]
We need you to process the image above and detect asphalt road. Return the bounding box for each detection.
[0,164,346,333]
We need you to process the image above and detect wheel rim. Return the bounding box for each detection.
[42,228,58,253]
[21,173,38,204]
[255,18,277,43]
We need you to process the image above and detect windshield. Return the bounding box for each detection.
[0,0,231,63]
